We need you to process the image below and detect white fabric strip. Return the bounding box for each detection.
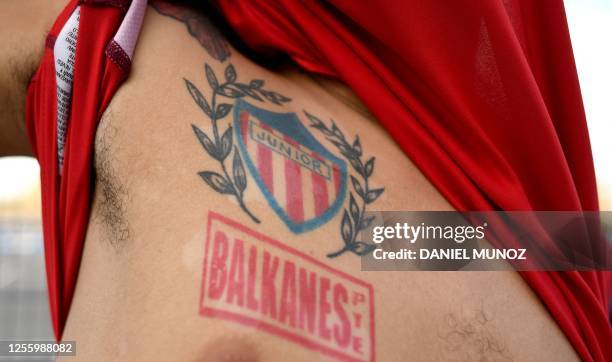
[54,6,80,173]
[113,0,148,59]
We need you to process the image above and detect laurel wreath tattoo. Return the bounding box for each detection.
[306,112,384,258]
[185,63,291,223]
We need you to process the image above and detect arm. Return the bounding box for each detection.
[0,0,65,157]
[0,54,34,157]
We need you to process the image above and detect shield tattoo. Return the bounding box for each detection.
[233,100,347,233]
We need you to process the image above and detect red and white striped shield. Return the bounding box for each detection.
[234,100,348,233]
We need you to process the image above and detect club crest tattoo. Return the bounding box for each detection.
[183,63,383,258]
[233,100,348,234]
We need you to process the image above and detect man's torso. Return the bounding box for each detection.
[60,5,577,361]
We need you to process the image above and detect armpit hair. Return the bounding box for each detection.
[92,107,131,248]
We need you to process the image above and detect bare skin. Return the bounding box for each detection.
[1,2,578,361]
[0,0,67,156]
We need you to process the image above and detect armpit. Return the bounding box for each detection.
[92,106,131,247]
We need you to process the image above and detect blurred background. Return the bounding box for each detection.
[0,0,610,345]
[0,157,53,343]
